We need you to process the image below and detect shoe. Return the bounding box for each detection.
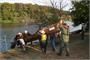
[15,45,17,48]
[52,49,53,50]
[23,46,26,50]
[53,50,55,51]
[81,38,84,40]
[52,49,56,51]
[42,53,45,55]
[54,49,57,51]
[23,49,26,50]
[66,55,69,57]
[57,53,61,56]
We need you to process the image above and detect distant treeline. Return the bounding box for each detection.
[1,2,72,23]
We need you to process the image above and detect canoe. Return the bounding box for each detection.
[24,22,60,42]
[11,22,60,48]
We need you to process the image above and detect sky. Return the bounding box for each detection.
[0,0,72,11]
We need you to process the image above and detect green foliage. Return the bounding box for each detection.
[70,1,89,31]
[1,20,16,23]
[1,2,72,23]
[1,2,15,20]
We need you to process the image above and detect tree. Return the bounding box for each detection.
[34,0,70,24]
[26,3,33,18]
[70,1,89,31]
[1,2,72,23]
[1,2,15,20]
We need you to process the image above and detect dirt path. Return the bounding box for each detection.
[1,32,89,59]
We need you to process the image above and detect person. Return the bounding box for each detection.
[18,32,26,50]
[38,30,47,55]
[57,20,70,57]
[38,27,42,31]
[38,27,42,42]
[37,27,42,49]
[46,35,49,47]
[50,33,58,51]
[36,27,42,33]
[22,30,31,44]
[14,32,21,48]
[81,23,85,40]
[23,30,31,37]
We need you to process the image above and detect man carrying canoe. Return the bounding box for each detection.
[14,30,30,50]
[57,20,70,57]
[38,29,47,55]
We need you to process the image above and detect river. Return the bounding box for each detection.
[0,21,82,52]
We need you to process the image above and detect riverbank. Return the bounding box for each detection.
[1,32,89,59]
[1,19,38,23]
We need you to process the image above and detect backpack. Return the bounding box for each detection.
[14,34,19,40]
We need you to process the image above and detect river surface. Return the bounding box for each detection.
[0,21,82,52]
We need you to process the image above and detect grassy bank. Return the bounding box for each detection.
[1,20,19,23]
[1,19,36,23]
[1,32,89,59]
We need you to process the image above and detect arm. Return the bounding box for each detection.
[58,31,61,36]
[58,23,62,30]
[27,32,31,36]
[37,31,41,36]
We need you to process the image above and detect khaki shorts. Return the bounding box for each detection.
[18,39,25,45]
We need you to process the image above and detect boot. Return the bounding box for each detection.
[42,49,45,55]
[42,49,44,53]
[44,49,46,54]
[15,44,17,48]
[22,45,26,50]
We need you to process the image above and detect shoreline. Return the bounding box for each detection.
[1,20,72,24]
[1,20,36,23]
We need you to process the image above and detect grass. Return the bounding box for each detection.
[1,20,20,23]
[0,32,89,59]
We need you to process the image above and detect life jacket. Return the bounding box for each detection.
[41,34,47,41]
[16,34,19,39]
[51,34,53,37]
[63,25,69,29]
[19,33,22,37]
[51,33,58,37]
[62,25,69,35]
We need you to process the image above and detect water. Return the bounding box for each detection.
[0,21,82,52]
[0,23,40,52]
